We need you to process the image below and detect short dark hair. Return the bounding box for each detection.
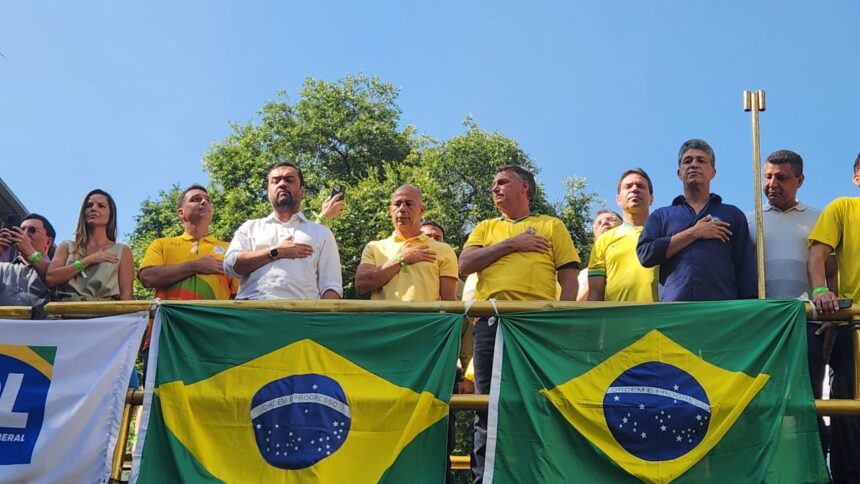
[267,161,305,187]
[854,153,860,174]
[678,139,715,167]
[177,184,208,209]
[617,168,654,195]
[765,150,803,177]
[23,213,55,239]
[420,220,445,236]
[495,165,536,205]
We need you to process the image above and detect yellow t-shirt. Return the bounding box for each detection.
[139,233,238,300]
[809,197,860,301]
[359,232,459,302]
[465,214,580,301]
[588,224,657,302]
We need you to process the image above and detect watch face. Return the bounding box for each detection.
[269,248,279,259]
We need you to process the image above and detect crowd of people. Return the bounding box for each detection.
[0,138,858,482]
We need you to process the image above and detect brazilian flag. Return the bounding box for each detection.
[485,300,829,483]
[133,305,461,483]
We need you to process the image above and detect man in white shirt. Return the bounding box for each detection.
[224,162,342,300]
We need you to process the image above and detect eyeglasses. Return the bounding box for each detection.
[21,226,46,235]
[592,215,621,226]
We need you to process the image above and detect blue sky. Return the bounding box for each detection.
[2,1,858,243]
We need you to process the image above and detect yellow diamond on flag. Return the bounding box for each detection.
[540,329,769,484]
[155,338,448,482]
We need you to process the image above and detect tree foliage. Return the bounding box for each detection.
[554,176,604,266]
[128,74,604,300]
[417,119,554,250]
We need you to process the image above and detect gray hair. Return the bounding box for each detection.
[678,139,715,167]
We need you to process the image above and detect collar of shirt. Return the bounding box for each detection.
[671,193,723,206]
[179,232,218,243]
[391,231,430,243]
[763,201,807,213]
[263,211,309,225]
[498,213,536,223]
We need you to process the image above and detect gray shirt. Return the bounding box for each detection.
[747,202,821,299]
[0,261,50,306]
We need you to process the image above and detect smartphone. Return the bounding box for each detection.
[330,184,346,201]
[4,214,22,228]
[838,299,853,309]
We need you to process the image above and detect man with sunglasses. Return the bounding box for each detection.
[0,213,55,306]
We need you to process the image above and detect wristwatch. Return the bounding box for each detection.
[269,248,279,260]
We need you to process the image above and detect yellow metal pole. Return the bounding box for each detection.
[744,89,767,299]
[109,390,134,481]
[816,399,860,416]
[854,317,860,400]
[34,299,860,320]
[0,306,34,319]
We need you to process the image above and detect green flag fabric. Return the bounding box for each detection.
[485,300,829,483]
[132,304,461,483]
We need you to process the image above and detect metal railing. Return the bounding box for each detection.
[3,299,858,480]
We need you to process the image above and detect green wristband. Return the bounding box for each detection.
[27,251,43,265]
[74,259,88,278]
[811,286,830,296]
[395,255,409,274]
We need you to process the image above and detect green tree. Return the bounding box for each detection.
[127,75,418,299]
[128,76,604,300]
[417,119,555,250]
[127,185,183,299]
[554,176,604,266]
[203,75,415,240]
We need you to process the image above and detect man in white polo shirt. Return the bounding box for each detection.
[224,161,342,300]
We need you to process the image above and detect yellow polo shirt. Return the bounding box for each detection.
[809,197,860,301]
[465,214,580,301]
[139,233,238,300]
[588,224,657,302]
[359,232,458,302]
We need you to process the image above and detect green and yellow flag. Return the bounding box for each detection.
[133,305,461,483]
[486,300,829,483]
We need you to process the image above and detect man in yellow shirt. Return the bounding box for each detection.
[138,185,238,375]
[459,165,580,482]
[589,168,658,302]
[577,209,622,300]
[139,185,237,300]
[355,185,458,302]
[808,153,860,483]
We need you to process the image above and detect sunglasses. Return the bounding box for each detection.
[21,226,47,235]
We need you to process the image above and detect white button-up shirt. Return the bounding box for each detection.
[224,212,342,300]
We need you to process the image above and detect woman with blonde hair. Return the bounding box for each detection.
[47,189,133,301]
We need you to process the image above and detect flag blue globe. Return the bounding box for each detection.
[250,374,351,469]
[603,361,711,461]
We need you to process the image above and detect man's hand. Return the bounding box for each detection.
[191,256,225,275]
[83,250,120,266]
[0,229,13,256]
[2,227,36,257]
[274,236,314,260]
[690,215,732,243]
[812,290,839,314]
[505,229,551,254]
[320,194,345,220]
[398,243,436,265]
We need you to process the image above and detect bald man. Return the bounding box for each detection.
[355,185,458,301]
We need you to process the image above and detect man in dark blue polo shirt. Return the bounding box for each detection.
[637,139,756,301]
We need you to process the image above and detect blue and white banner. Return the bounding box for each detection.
[0,312,146,483]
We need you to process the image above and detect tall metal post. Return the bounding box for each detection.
[743,90,767,299]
